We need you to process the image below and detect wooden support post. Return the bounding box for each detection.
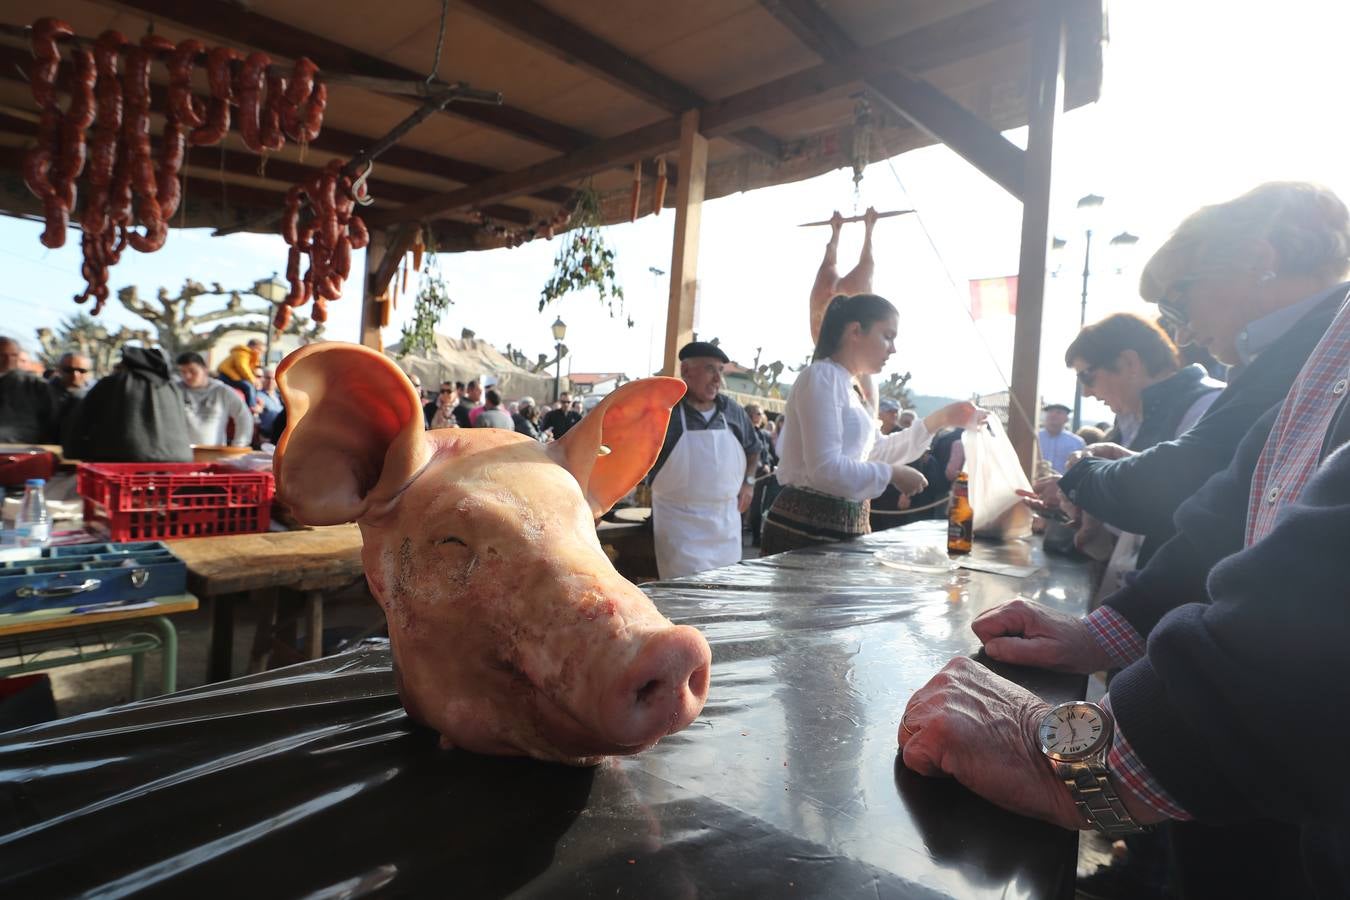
[661,110,708,376]
[359,228,387,350]
[304,591,324,661]
[1008,2,1066,477]
[247,587,280,675]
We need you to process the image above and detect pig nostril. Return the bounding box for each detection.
[635,678,663,705]
[688,663,710,699]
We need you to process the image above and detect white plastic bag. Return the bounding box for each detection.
[961,416,1033,540]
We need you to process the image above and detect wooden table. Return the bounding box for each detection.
[0,593,198,696]
[0,523,1094,897]
[167,525,365,682]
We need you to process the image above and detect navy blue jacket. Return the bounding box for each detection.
[1060,284,1346,564]
[1108,411,1350,896]
[1125,364,1223,452]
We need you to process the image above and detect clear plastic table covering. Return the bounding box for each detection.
[0,522,1091,898]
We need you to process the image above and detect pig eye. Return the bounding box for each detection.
[438,536,468,547]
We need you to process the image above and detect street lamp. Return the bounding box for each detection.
[252,272,289,365]
[647,266,665,375]
[1053,195,1136,430]
[551,315,567,403]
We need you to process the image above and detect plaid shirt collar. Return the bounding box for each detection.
[1246,288,1350,545]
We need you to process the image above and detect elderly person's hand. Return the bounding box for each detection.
[1065,442,1136,474]
[897,657,1083,829]
[1084,442,1135,461]
[970,597,1113,672]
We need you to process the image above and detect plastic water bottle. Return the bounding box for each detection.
[15,478,51,548]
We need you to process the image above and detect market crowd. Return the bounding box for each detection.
[2,179,1348,897]
[0,334,597,459]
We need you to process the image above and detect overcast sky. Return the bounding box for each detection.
[5,0,1350,425]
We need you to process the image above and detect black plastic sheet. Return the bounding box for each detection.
[0,522,1090,898]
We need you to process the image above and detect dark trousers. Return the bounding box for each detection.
[1167,818,1309,899]
[749,470,771,543]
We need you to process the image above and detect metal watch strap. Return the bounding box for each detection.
[1054,760,1148,837]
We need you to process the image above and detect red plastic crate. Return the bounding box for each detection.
[77,462,274,541]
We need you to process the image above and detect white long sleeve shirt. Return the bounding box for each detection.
[775,359,931,501]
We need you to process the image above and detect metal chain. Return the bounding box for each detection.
[427,0,450,84]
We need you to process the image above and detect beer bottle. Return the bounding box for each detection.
[948,471,973,555]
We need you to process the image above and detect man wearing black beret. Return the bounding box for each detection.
[648,340,761,578]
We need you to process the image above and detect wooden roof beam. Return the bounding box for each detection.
[864,69,1025,199]
[757,0,859,60]
[0,144,283,213]
[100,0,594,154]
[758,0,1027,199]
[369,117,681,226]
[373,1,1039,222]
[0,44,559,220]
[0,111,526,224]
[455,0,781,159]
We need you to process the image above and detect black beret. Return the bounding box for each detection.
[1042,403,1072,414]
[678,340,729,363]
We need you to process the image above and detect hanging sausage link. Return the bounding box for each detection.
[21,19,329,314]
[24,18,74,249]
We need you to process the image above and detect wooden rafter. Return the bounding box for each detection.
[369,118,681,226]
[758,0,1027,199]
[0,110,533,226]
[99,0,593,154]
[0,144,278,213]
[370,3,1025,224]
[455,0,781,159]
[757,0,858,60]
[0,43,553,222]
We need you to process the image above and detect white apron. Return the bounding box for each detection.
[652,404,746,579]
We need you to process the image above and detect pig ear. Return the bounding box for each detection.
[547,377,686,517]
[274,343,430,525]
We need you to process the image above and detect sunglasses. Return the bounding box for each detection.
[61,366,89,375]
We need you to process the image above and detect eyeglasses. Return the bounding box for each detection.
[1157,277,1202,328]
[61,366,89,375]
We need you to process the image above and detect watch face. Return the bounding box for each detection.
[1039,702,1109,760]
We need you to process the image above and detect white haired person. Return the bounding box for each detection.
[1025,181,1350,567]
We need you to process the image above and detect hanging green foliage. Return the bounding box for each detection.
[398,248,454,358]
[539,187,629,326]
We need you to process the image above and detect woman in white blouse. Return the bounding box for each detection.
[762,294,982,554]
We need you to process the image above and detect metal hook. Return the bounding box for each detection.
[349,159,375,207]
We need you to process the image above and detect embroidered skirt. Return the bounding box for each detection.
[760,485,870,555]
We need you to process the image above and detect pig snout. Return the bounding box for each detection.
[599,624,711,750]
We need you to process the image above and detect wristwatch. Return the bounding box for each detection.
[744,476,756,487]
[1037,700,1147,837]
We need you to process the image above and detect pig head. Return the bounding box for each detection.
[274,342,710,765]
